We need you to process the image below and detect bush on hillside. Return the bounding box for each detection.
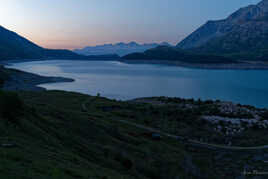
[0,66,9,87]
[261,110,268,120]
[0,91,24,123]
[114,152,133,170]
[0,78,4,88]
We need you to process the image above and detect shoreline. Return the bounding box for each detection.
[1,66,74,91]
[121,59,268,70]
[4,58,268,70]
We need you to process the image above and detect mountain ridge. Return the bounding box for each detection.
[176,0,268,60]
[124,0,268,63]
[73,41,172,56]
[0,25,85,60]
[122,45,235,64]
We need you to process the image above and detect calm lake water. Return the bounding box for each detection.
[7,60,268,108]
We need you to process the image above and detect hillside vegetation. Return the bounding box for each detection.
[0,90,267,178]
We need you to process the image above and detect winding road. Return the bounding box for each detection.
[82,99,268,151]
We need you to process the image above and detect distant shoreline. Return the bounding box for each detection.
[3,58,268,70]
[121,59,268,70]
[1,66,74,92]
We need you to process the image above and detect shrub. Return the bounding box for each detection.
[0,78,4,88]
[0,91,24,122]
[261,110,268,120]
[115,152,133,170]
[122,158,133,170]
[0,66,9,88]
[204,100,213,104]
[208,107,221,115]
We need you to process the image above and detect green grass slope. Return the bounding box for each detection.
[0,91,189,179]
[0,90,267,178]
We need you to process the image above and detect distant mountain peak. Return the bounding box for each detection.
[115,42,125,46]
[159,42,171,46]
[128,41,139,46]
[74,42,172,56]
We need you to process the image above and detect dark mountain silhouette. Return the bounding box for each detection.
[0,25,43,59]
[177,0,268,60]
[0,25,84,60]
[122,46,235,64]
[73,41,172,56]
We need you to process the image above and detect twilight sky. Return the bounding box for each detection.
[0,0,261,49]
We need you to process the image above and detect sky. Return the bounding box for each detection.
[0,0,262,49]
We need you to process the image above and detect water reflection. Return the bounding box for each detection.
[8,60,268,108]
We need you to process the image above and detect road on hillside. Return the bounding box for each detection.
[82,99,268,151]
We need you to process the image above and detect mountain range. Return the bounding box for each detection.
[0,26,119,61]
[73,42,171,56]
[124,0,268,62]
[2,0,268,63]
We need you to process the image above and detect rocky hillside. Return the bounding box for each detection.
[177,0,268,60]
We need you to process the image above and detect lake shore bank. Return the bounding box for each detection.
[3,58,268,70]
[121,59,268,70]
[1,66,74,91]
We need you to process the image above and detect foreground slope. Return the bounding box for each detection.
[0,90,268,178]
[0,91,189,179]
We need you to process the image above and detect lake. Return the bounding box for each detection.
[7,60,268,108]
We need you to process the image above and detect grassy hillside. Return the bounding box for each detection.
[0,90,267,178]
[0,91,188,179]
